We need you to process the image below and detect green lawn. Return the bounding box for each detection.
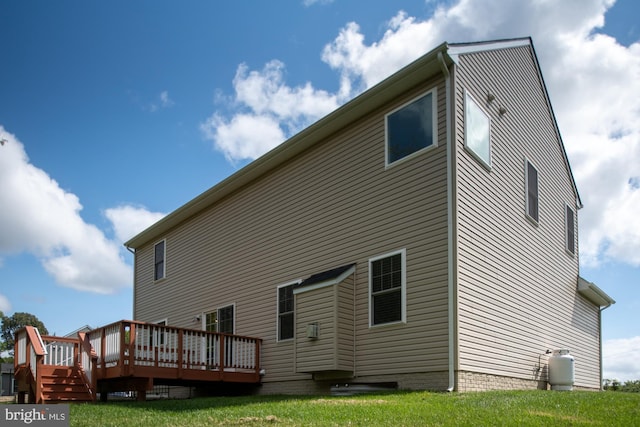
[67,390,640,426]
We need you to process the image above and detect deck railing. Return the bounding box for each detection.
[87,320,262,378]
[15,320,261,402]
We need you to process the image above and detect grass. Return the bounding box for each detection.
[66,390,640,426]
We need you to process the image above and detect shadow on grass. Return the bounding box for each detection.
[92,393,324,413]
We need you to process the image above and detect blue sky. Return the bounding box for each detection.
[1,0,638,381]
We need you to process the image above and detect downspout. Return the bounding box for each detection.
[599,303,613,390]
[438,51,456,392]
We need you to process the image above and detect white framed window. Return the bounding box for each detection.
[277,281,297,341]
[385,88,438,167]
[369,249,406,326]
[154,240,166,281]
[464,90,491,167]
[565,204,576,255]
[202,305,235,368]
[525,160,539,223]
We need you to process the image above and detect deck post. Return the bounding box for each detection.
[126,322,135,376]
[34,351,43,404]
[255,339,261,381]
[99,383,109,402]
[177,329,184,379]
[136,377,153,401]
[219,335,225,381]
[73,338,79,366]
[100,327,107,378]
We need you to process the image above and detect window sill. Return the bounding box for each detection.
[369,320,406,329]
[525,214,539,227]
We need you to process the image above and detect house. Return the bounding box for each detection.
[1,363,15,397]
[63,325,93,338]
[124,37,614,393]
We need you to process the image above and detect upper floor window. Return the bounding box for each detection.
[370,249,406,326]
[526,160,539,223]
[154,240,166,281]
[277,283,295,341]
[464,91,491,167]
[566,204,576,255]
[385,89,437,166]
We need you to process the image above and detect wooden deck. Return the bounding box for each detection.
[14,321,262,403]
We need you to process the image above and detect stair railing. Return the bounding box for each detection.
[14,326,48,404]
[39,334,98,402]
[78,332,98,401]
[42,336,76,366]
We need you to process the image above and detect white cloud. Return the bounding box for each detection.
[0,127,131,294]
[321,14,440,92]
[0,293,11,313]
[201,60,342,162]
[302,0,334,6]
[201,113,286,163]
[603,336,640,382]
[104,205,166,244]
[159,90,174,108]
[205,0,640,268]
[148,90,174,112]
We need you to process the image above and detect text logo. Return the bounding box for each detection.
[2,405,69,426]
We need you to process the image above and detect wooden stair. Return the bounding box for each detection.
[40,366,94,403]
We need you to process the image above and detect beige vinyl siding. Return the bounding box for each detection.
[336,275,355,371]
[454,45,600,388]
[294,275,354,374]
[295,285,338,373]
[134,76,450,384]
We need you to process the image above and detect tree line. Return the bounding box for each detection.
[603,378,640,393]
[0,311,48,363]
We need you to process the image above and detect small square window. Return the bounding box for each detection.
[154,240,165,281]
[369,249,406,326]
[566,204,576,255]
[464,91,491,167]
[385,90,437,166]
[526,160,539,223]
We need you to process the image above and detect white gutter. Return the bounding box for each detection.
[438,51,456,392]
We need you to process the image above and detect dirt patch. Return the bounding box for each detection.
[233,415,280,424]
[311,398,387,405]
[528,410,596,424]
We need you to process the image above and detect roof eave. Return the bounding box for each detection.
[578,277,615,308]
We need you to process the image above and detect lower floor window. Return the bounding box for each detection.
[370,249,406,326]
[205,305,235,334]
